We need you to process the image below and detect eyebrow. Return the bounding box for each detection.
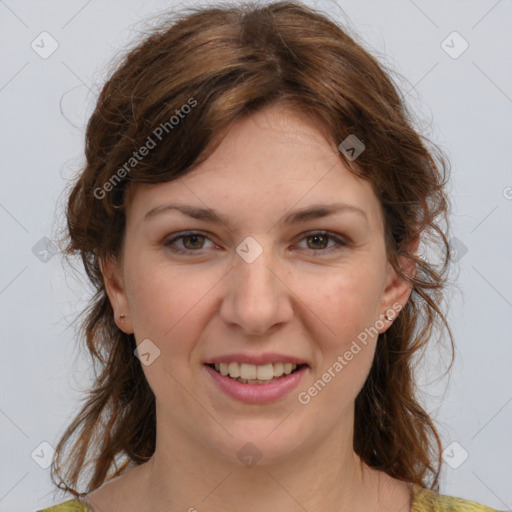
[143,202,368,226]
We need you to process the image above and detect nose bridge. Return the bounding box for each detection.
[220,236,292,334]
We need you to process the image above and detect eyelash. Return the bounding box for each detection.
[163,230,348,256]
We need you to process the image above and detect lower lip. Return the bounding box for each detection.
[204,364,308,404]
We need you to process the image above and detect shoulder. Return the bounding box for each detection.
[411,484,506,512]
[37,499,92,512]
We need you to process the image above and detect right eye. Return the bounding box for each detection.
[164,231,216,255]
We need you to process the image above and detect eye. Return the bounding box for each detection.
[296,231,348,254]
[164,231,215,254]
[164,230,347,256]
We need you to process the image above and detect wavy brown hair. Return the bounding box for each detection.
[52,0,454,499]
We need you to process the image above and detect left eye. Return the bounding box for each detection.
[164,231,347,255]
[296,232,347,253]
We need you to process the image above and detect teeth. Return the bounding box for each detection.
[228,362,240,378]
[214,362,299,380]
[241,363,257,380]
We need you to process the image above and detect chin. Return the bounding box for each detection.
[204,417,313,468]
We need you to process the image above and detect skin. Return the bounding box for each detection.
[90,103,415,512]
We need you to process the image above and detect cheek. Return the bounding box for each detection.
[124,256,223,349]
[123,262,218,397]
[298,269,383,409]
[294,261,384,348]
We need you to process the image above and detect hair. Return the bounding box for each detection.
[52,0,454,499]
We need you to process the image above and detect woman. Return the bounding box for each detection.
[38,1,501,511]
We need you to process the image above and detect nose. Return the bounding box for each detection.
[219,241,294,336]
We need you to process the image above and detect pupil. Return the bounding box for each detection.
[185,235,203,249]
[309,234,327,249]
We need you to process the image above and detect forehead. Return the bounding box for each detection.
[126,105,383,231]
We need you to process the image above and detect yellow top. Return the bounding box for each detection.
[36,484,504,511]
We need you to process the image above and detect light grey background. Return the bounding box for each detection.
[1,1,511,511]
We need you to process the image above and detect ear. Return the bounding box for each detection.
[377,237,419,333]
[99,255,134,334]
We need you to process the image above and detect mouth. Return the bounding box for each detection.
[204,361,309,403]
[205,362,308,385]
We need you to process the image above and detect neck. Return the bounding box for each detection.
[136,410,385,512]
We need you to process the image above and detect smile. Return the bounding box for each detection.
[208,362,304,384]
[204,363,308,403]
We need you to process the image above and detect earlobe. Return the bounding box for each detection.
[377,266,412,334]
[99,256,133,333]
[378,239,418,333]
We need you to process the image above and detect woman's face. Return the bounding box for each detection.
[102,104,411,466]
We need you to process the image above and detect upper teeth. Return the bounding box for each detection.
[214,362,298,380]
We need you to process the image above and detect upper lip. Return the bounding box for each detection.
[204,352,309,366]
